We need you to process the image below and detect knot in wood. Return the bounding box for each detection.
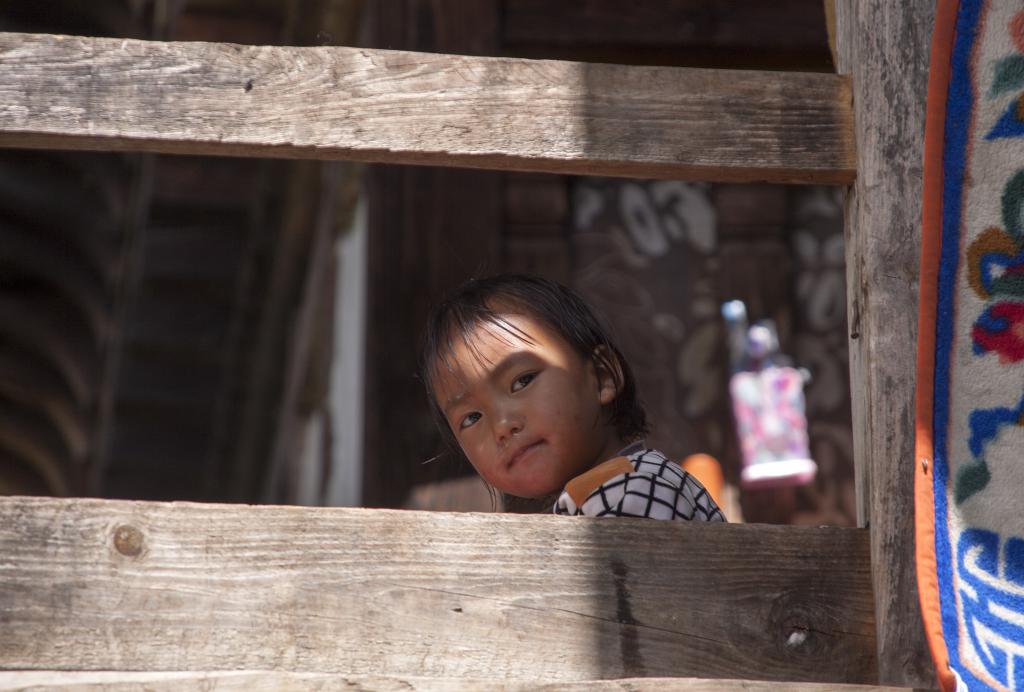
[786,627,809,648]
[113,524,144,557]
[768,592,833,660]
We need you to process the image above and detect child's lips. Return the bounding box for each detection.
[506,439,544,469]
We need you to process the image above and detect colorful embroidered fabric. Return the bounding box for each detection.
[918,2,1024,690]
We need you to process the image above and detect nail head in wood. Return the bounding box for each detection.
[113,524,144,558]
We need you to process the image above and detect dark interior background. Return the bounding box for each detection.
[0,0,855,526]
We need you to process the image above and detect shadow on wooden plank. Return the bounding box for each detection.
[0,33,854,185]
[0,497,876,684]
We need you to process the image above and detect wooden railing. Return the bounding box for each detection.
[0,33,853,184]
[0,496,875,686]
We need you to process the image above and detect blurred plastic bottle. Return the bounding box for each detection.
[722,302,817,490]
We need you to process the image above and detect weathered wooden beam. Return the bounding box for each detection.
[0,496,876,684]
[833,0,935,688]
[0,671,913,692]
[0,32,855,184]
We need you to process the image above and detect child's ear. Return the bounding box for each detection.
[592,345,623,405]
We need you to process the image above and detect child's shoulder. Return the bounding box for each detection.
[566,446,685,496]
[625,447,688,483]
[558,447,682,510]
[555,445,727,522]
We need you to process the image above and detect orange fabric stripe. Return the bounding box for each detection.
[564,456,634,508]
[916,1,959,689]
[680,453,725,509]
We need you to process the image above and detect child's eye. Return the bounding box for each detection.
[511,372,536,392]
[459,412,481,430]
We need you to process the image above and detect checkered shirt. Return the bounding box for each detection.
[553,448,726,522]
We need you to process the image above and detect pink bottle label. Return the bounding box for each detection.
[730,366,817,489]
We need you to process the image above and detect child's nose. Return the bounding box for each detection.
[493,411,524,445]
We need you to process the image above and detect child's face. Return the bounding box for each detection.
[431,310,623,499]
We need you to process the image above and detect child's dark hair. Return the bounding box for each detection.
[419,273,648,464]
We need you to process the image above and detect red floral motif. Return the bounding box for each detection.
[1012,10,1024,54]
[973,301,1024,363]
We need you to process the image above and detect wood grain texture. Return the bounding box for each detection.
[0,496,877,684]
[0,671,913,692]
[833,1,935,688]
[0,32,855,184]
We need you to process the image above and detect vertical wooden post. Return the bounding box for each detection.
[834,1,935,687]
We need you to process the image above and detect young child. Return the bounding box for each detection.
[419,273,725,522]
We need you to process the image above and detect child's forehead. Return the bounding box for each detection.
[431,310,568,381]
[444,312,539,365]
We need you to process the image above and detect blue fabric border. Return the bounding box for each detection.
[935,0,986,687]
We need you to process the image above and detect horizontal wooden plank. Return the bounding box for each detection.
[0,33,854,184]
[0,671,911,692]
[0,496,876,684]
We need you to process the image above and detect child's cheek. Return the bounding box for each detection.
[464,433,490,471]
